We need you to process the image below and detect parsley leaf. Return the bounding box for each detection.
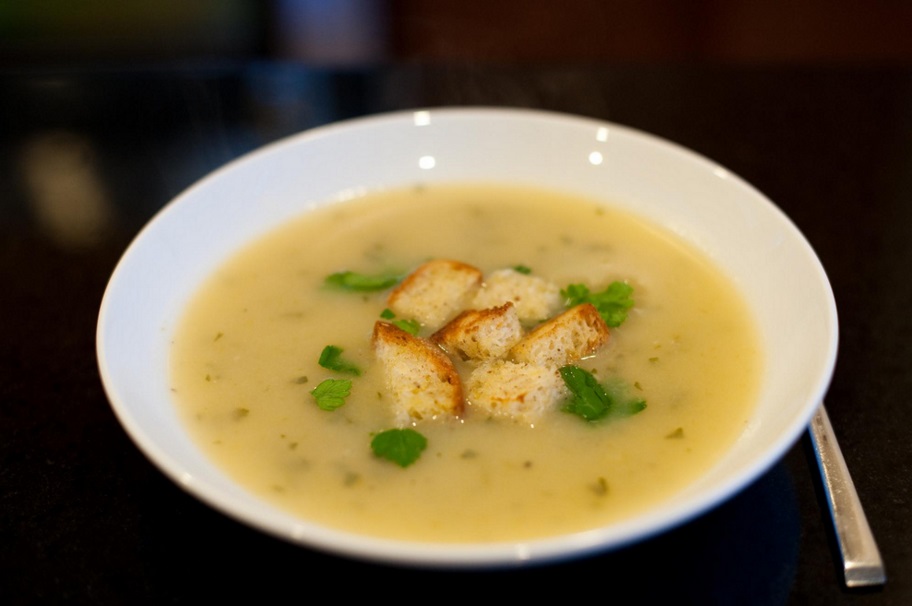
[311,378,352,411]
[378,309,420,335]
[318,345,361,375]
[324,270,402,292]
[512,264,532,275]
[392,318,421,335]
[561,281,634,327]
[560,365,612,421]
[559,365,646,422]
[370,428,427,467]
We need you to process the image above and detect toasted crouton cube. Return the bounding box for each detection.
[466,359,568,423]
[430,302,524,362]
[509,303,610,367]
[387,259,483,330]
[371,320,464,425]
[471,268,562,322]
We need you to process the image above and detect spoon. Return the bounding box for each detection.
[808,402,886,587]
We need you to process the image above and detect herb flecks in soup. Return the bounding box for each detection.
[170,184,763,543]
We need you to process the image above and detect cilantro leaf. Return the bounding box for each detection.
[318,345,361,375]
[512,264,532,275]
[559,365,646,422]
[561,281,634,327]
[371,428,427,467]
[324,270,402,292]
[311,378,352,411]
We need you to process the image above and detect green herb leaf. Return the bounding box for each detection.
[379,308,420,334]
[318,345,361,375]
[311,378,352,411]
[560,365,612,421]
[561,281,634,327]
[392,318,421,335]
[513,264,532,275]
[370,428,428,467]
[559,365,646,422]
[324,270,402,292]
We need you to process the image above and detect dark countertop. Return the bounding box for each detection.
[2,62,910,604]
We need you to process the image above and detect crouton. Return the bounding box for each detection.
[471,268,562,322]
[509,303,610,367]
[371,320,464,425]
[465,359,568,423]
[387,259,483,330]
[430,302,524,362]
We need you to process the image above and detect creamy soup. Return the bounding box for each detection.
[170,183,762,543]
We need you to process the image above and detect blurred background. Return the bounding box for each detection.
[3,0,912,67]
[3,0,911,251]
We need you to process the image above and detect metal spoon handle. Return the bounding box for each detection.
[808,403,886,587]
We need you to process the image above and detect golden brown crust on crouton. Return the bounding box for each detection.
[430,302,524,362]
[387,259,483,330]
[371,320,464,425]
[509,303,610,367]
[466,359,568,423]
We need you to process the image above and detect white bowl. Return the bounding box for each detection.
[96,107,837,567]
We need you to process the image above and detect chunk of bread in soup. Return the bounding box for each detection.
[372,320,464,425]
[386,259,483,329]
[431,302,524,362]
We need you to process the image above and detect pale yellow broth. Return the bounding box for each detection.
[170,183,763,543]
